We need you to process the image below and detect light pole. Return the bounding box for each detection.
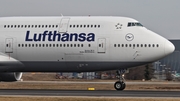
[160,64,166,80]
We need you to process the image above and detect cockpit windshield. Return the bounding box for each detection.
[127,22,143,27]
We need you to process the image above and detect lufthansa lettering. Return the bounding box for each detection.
[25,31,95,42]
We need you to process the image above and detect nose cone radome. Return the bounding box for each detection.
[165,40,175,55]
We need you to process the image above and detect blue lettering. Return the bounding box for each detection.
[25,31,95,42]
[33,33,42,42]
[25,31,33,41]
[70,33,78,41]
[87,33,95,42]
[48,31,53,41]
[42,31,48,41]
[78,33,86,42]
[53,31,61,41]
[61,33,69,42]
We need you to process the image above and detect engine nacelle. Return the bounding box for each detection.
[0,72,22,81]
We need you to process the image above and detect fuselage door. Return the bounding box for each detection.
[59,18,70,33]
[5,38,13,53]
[98,38,106,53]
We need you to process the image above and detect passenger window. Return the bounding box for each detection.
[32,44,34,47]
[53,44,55,47]
[14,25,17,28]
[74,44,76,47]
[18,44,20,47]
[89,44,91,47]
[137,44,139,47]
[99,44,101,47]
[49,44,52,47]
[98,25,100,28]
[78,44,80,47]
[18,25,20,28]
[125,44,128,47]
[114,44,116,47]
[149,44,151,47]
[42,25,44,28]
[144,44,147,47]
[43,44,45,47]
[22,44,24,47]
[129,44,131,47]
[46,44,48,47]
[39,44,41,47]
[73,25,75,28]
[80,25,82,28]
[28,25,30,28]
[70,25,72,28]
[64,44,66,47]
[71,44,73,47]
[122,44,124,47]
[67,44,69,47]
[77,25,79,28]
[4,25,6,28]
[133,44,135,47]
[81,44,83,47]
[91,25,93,28]
[56,44,59,47]
[152,44,155,47]
[29,44,31,47]
[52,25,55,28]
[84,25,86,28]
[141,44,143,47]
[87,25,89,28]
[60,44,62,47]
[94,25,97,28]
[118,44,120,47]
[157,44,159,47]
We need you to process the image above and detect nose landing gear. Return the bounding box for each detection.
[114,69,126,91]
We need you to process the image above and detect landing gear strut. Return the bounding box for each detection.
[114,69,126,91]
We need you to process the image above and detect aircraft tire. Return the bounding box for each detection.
[114,81,126,91]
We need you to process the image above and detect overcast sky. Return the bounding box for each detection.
[0,0,179,39]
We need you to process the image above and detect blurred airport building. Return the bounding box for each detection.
[154,40,180,80]
[56,40,180,80]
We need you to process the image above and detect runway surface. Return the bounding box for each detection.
[0,89,179,97]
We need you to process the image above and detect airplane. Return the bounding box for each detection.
[0,16,175,90]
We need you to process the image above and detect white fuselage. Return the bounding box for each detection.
[0,16,175,72]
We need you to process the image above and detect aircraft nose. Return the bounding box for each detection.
[165,40,175,55]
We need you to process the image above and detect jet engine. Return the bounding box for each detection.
[0,72,22,81]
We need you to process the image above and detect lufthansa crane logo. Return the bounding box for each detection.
[125,33,134,41]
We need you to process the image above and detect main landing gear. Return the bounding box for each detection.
[114,69,126,91]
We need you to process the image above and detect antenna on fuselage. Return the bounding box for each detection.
[61,14,63,17]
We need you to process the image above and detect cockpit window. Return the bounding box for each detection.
[132,23,135,26]
[127,22,143,27]
[128,23,131,27]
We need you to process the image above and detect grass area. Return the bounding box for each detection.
[0,97,179,101]
[0,82,180,91]
[0,73,176,90]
